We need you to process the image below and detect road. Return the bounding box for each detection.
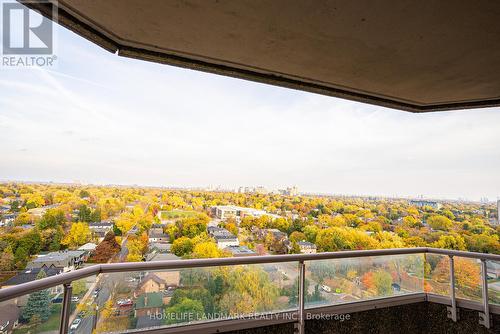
[72,236,131,334]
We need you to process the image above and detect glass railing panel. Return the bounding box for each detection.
[70,274,98,334]
[89,262,297,332]
[487,260,500,305]
[304,254,425,309]
[453,257,482,302]
[0,284,63,334]
[424,254,450,297]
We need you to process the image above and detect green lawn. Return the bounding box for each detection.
[13,304,61,334]
[160,210,198,219]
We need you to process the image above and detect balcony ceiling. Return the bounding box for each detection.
[27,0,500,112]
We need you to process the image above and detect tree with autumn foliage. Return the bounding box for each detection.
[89,232,121,263]
[432,257,481,298]
[62,222,91,248]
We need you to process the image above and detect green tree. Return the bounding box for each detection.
[14,246,29,268]
[20,270,51,323]
[90,208,101,222]
[37,209,65,230]
[373,270,392,296]
[164,298,204,324]
[10,200,21,212]
[77,204,92,222]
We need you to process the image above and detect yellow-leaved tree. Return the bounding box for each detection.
[62,222,91,248]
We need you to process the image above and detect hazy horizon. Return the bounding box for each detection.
[1,13,500,201]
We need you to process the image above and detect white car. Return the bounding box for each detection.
[117,298,132,306]
[70,318,81,330]
[71,296,80,302]
[321,285,332,293]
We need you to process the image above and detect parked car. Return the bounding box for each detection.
[71,296,80,302]
[117,299,133,307]
[70,318,81,330]
[321,285,332,293]
[51,296,63,303]
[92,289,99,298]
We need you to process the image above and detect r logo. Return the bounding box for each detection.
[2,1,54,55]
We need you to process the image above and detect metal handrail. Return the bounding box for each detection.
[0,247,498,333]
[1,247,498,302]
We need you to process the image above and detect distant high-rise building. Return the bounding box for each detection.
[278,186,299,196]
[497,199,500,225]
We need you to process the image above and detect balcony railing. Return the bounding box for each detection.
[0,247,498,334]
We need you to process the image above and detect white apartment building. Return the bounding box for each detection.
[212,205,281,221]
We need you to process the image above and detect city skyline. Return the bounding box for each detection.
[1,19,500,201]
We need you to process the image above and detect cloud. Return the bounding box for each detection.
[0,23,499,200]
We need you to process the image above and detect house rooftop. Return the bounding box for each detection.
[78,243,97,251]
[298,241,317,248]
[224,245,256,256]
[3,265,63,286]
[146,252,180,262]
[31,250,85,263]
[135,292,163,309]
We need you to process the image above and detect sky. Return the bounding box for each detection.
[1,12,500,201]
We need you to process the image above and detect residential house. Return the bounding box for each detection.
[297,241,317,254]
[145,252,179,263]
[78,242,97,259]
[214,234,239,249]
[0,213,17,227]
[27,204,59,218]
[207,226,230,237]
[2,265,63,306]
[253,228,289,254]
[0,304,20,334]
[88,221,113,231]
[88,221,113,242]
[148,232,170,244]
[134,292,165,317]
[92,230,108,243]
[28,250,86,272]
[253,228,288,242]
[207,227,239,249]
[135,273,167,295]
[149,224,164,234]
[144,253,181,288]
[148,243,171,254]
[0,204,11,213]
[224,245,256,257]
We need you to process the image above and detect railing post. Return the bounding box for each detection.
[295,260,306,334]
[447,255,458,322]
[479,259,491,328]
[59,283,72,334]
